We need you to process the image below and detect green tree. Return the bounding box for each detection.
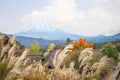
[29,41,40,53]
[47,43,55,52]
[102,43,118,60]
[66,37,73,45]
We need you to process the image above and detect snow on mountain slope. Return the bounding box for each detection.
[23,22,56,32]
[17,22,80,40]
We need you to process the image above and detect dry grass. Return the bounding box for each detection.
[0,59,12,80]
[0,35,119,80]
[19,62,80,80]
[17,48,117,80]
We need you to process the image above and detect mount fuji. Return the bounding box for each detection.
[14,22,120,47]
[17,22,81,40]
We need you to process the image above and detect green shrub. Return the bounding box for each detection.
[102,43,118,60]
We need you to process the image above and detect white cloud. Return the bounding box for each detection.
[21,0,120,36]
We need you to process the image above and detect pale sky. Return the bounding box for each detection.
[0,0,120,36]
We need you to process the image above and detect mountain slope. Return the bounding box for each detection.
[87,33,120,43]
[7,34,66,47]
[16,22,120,42]
[11,22,120,46]
[17,29,80,40]
[16,22,81,40]
[7,33,120,47]
[7,35,53,47]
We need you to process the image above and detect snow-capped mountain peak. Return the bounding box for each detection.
[17,21,80,40]
[23,22,56,32]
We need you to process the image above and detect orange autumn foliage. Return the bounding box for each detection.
[72,38,93,50]
[86,42,94,48]
[79,38,86,48]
